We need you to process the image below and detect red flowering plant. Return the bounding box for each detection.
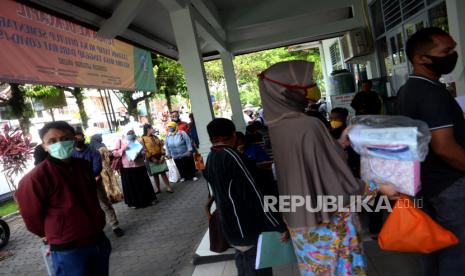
[0,124,35,191]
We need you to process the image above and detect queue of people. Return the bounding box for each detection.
[206,27,465,276]
[12,26,465,276]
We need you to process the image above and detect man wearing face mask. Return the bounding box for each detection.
[396,27,465,275]
[72,128,125,238]
[16,121,111,276]
[170,110,189,132]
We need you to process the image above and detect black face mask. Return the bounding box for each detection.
[424,52,458,75]
[75,140,85,148]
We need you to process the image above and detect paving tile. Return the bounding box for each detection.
[1,176,208,276]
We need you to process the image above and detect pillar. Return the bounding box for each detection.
[169,6,214,155]
[447,0,465,96]
[220,51,246,132]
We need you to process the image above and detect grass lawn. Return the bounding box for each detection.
[0,200,18,217]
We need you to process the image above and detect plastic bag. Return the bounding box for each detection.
[378,196,458,253]
[348,115,431,161]
[167,158,180,183]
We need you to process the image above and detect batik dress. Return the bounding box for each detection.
[289,181,377,276]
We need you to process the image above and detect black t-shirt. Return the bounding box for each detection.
[396,75,465,198]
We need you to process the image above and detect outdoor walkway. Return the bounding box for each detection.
[0,177,208,276]
[1,177,423,276]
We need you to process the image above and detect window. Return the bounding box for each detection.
[370,0,385,37]
[330,42,343,70]
[376,38,391,76]
[382,0,402,31]
[401,0,425,20]
[429,2,448,32]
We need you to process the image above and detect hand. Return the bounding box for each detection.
[337,125,353,149]
[280,231,290,242]
[166,155,171,159]
[378,183,402,200]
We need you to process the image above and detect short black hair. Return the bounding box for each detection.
[75,126,84,136]
[361,80,372,87]
[406,27,450,63]
[39,121,75,140]
[143,124,152,136]
[207,118,236,140]
[331,107,349,118]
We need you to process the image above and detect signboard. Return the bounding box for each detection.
[329,93,356,117]
[0,0,156,91]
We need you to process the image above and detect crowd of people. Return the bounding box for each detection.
[14,110,200,275]
[205,27,465,276]
[10,27,465,276]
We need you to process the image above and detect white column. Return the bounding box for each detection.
[318,43,330,95]
[220,51,246,132]
[170,6,214,155]
[447,0,465,96]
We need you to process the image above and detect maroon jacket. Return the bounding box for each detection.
[16,157,105,248]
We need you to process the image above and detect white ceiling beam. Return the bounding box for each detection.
[191,7,227,52]
[228,17,361,55]
[158,0,187,12]
[191,0,223,30]
[28,0,178,58]
[224,0,356,28]
[97,0,146,39]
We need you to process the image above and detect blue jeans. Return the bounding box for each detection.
[51,235,112,276]
[423,177,465,276]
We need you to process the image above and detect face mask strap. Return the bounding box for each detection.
[258,72,316,97]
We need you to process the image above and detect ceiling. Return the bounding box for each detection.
[24,0,367,60]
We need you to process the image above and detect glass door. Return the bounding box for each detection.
[387,27,409,94]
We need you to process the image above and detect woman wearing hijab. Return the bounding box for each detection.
[114,130,157,208]
[165,121,198,182]
[90,134,123,202]
[141,124,174,193]
[258,60,399,275]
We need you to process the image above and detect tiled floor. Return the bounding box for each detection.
[192,241,423,276]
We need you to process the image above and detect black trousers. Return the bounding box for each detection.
[174,156,196,180]
[235,246,272,276]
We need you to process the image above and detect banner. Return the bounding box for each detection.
[329,93,356,116]
[0,0,156,91]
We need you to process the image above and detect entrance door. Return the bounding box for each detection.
[387,27,408,94]
[404,13,428,73]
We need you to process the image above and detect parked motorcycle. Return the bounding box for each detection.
[0,218,10,249]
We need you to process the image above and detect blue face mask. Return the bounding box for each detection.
[126,134,136,141]
[48,140,74,160]
[168,128,175,133]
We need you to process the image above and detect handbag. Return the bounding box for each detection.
[148,160,169,175]
[194,152,205,170]
[360,147,421,196]
[206,197,229,253]
[378,196,459,253]
[167,158,181,183]
[111,140,123,172]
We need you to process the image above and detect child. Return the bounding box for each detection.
[329,107,349,139]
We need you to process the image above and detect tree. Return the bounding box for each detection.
[204,46,324,107]
[67,87,89,129]
[152,54,187,112]
[3,84,33,135]
[117,90,156,119]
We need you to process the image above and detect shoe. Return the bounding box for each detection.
[192,177,199,181]
[155,191,161,194]
[167,189,174,193]
[113,227,125,237]
[179,178,185,182]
